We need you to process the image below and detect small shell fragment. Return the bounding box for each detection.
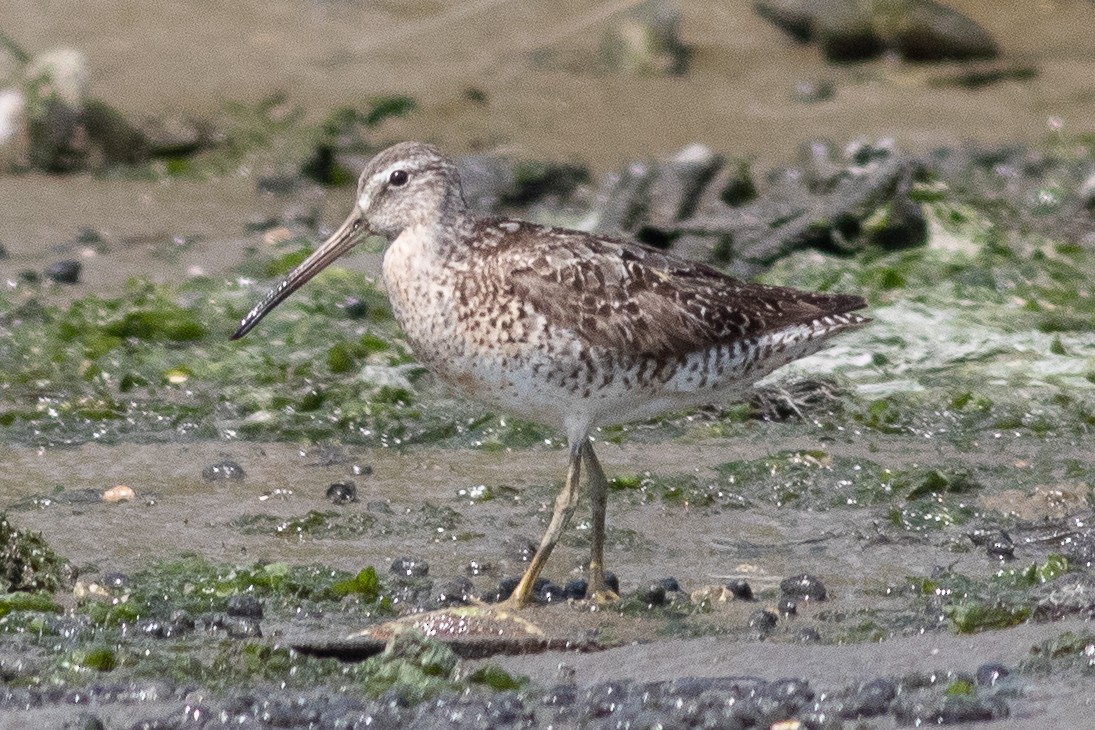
[103,485,135,502]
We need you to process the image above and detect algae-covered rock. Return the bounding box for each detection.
[756,0,998,63]
[0,512,74,593]
[600,0,691,75]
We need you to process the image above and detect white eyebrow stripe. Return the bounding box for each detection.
[373,161,407,184]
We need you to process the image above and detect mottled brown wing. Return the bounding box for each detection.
[492,222,867,358]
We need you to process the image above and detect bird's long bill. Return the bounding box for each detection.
[231,210,365,340]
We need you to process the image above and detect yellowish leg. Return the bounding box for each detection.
[583,444,619,603]
[499,440,584,609]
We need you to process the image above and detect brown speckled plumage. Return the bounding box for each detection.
[233,141,870,608]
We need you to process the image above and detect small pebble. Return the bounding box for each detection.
[433,577,475,607]
[46,259,81,284]
[226,594,264,619]
[201,460,245,482]
[339,297,370,319]
[726,579,753,600]
[536,581,567,604]
[987,532,1015,560]
[975,663,1009,687]
[780,573,827,602]
[326,480,357,504]
[390,557,429,577]
[637,583,667,607]
[101,572,130,589]
[465,560,494,577]
[848,678,897,718]
[748,609,778,631]
[350,463,373,477]
[64,711,104,730]
[797,627,821,643]
[657,577,681,592]
[564,578,588,600]
[102,484,135,503]
[778,597,798,616]
[603,572,620,594]
[222,616,262,639]
[505,537,537,563]
[493,576,521,602]
[366,500,393,514]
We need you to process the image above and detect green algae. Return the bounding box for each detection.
[0,513,74,593]
[908,553,1076,635]
[1023,630,1095,674]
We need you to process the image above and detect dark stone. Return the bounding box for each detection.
[493,576,521,602]
[201,460,245,482]
[987,533,1015,560]
[45,259,81,284]
[501,160,590,207]
[764,677,814,705]
[748,609,778,631]
[504,537,538,563]
[564,578,588,600]
[226,594,264,619]
[63,711,105,730]
[136,618,168,639]
[350,463,373,476]
[939,695,1007,723]
[883,0,998,62]
[780,573,827,602]
[755,0,997,63]
[389,557,429,578]
[778,597,797,616]
[536,581,567,604]
[169,610,195,636]
[433,577,475,607]
[867,169,929,250]
[637,583,667,607]
[338,296,370,319]
[366,500,393,514]
[726,579,754,600]
[604,571,620,594]
[101,572,129,589]
[225,618,262,639]
[843,678,896,718]
[797,626,821,643]
[658,576,681,592]
[976,662,1009,687]
[326,480,357,504]
[465,560,494,577]
[647,144,725,229]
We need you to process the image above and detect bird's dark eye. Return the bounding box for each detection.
[389,169,409,186]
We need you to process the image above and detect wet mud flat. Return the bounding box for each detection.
[1,139,1095,726]
[2,147,1095,727]
[2,4,1095,725]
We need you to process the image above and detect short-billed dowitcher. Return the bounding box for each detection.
[232,141,869,608]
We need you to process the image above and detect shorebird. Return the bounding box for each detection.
[232,141,869,608]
